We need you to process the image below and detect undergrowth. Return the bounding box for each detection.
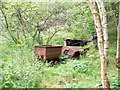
[0,40,118,88]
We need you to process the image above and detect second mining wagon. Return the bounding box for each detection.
[34,45,62,61]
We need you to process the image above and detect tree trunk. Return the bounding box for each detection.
[96,0,109,65]
[116,2,120,63]
[87,0,110,88]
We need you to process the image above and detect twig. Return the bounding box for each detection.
[0,7,9,28]
[46,29,60,44]
[0,5,19,44]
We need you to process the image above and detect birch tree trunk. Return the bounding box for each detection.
[96,0,109,65]
[116,2,120,63]
[87,0,110,88]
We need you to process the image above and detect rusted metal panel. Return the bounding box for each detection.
[46,47,62,59]
[34,45,46,60]
[34,45,62,61]
[62,46,84,57]
[63,38,91,46]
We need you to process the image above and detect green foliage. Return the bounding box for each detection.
[0,1,118,88]
[0,38,118,88]
[73,61,95,75]
[0,43,44,88]
[0,2,95,45]
[111,78,120,90]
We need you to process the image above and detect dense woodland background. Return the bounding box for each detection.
[0,1,119,88]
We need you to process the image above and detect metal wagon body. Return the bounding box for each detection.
[34,45,62,61]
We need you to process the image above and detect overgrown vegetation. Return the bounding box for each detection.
[0,1,119,88]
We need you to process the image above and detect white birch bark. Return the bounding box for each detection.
[117,2,120,63]
[96,0,109,64]
[87,0,110,88]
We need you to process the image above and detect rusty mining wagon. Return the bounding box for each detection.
[62,46,88,58]
[34,45,62,61]
[63,38,91,46]
[34,38,90,63]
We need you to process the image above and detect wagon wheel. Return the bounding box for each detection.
[34,54,39,62]
[35,54,44,62]
[63,50,69,55]
[39,55,44,61]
